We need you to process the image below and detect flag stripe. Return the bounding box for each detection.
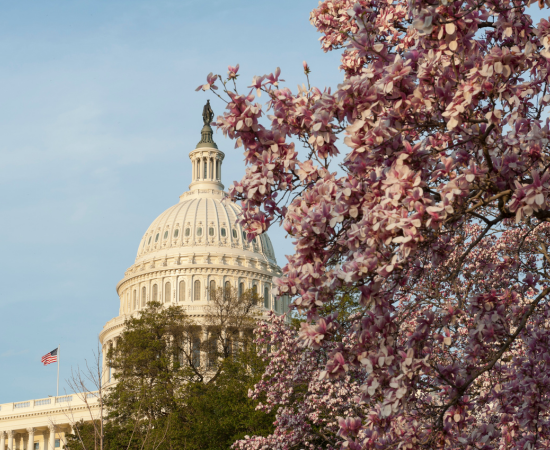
[41,348,58,366]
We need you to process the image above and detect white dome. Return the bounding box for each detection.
[136,189,277,266]
[100,107,288,357]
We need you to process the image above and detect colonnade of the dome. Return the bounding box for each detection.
[100,318,262,385]
[191,151,222,183]
[99,261,289,384]
[188,148,225,191]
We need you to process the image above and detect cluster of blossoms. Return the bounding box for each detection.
[233,313,367,450]
[198,0,550,448]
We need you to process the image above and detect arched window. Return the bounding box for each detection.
[221,228,226,237]
[174,228,179,238]
[165,282,171,303]
[232,229,237,239]
[274,296,279,312]
[242,231,247,241]
[194,280,201,301]
[252,285,258,305]
[185,228,190,237]
[239,282,244,298]
[264,286,269,309]
[148,236,152,245]
[225,281,231,292]
[133,290,137,310]
[163,230,168,239]
[210,280,216,298]
[209,227,214,236]
[197,227,203,236]
[155,233,159,242]
[152,284,158,302]
[179,280,185,302]
[141,286,146,307]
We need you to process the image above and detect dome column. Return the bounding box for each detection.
[48,425,56,450]
[202,327,210,369]
[7,430,14,450]
[26,428,35,450]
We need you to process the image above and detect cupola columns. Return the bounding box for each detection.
[188,101,225,191]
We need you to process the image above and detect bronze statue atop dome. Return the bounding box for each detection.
[202,100,214,126]
[197,100,218,149]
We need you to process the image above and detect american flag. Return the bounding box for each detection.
[41,348,58,366]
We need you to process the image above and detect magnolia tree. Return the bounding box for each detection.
[198,0,550,447]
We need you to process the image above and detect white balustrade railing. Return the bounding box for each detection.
[0,392,98,415]
[14,401,30,409]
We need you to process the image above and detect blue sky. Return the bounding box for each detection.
[0,0,344,402]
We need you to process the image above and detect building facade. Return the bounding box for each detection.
[0,107,286,449]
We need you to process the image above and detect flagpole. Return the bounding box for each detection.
[56,345,60,397]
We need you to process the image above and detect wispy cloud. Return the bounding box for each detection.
[1,349,30,358]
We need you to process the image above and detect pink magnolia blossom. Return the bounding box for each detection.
[199,0,550,448]
[265,67,285,87]
[195,72,218,91]
[227,64,239,79]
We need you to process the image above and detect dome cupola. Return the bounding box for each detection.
[188,100,225,192]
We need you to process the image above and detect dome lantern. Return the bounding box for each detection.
[189,100,225,192]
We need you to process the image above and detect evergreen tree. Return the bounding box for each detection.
[67,290,275,450]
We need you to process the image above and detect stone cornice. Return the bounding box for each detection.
[99,318,126,342]
[0,396,100,426]
[0,404,98,423]
[116,263,280,292]
[99,305,274,344]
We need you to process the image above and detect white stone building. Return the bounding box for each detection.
[0,107,286,449]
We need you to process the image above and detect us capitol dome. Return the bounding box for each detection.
[98,102,287,359]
